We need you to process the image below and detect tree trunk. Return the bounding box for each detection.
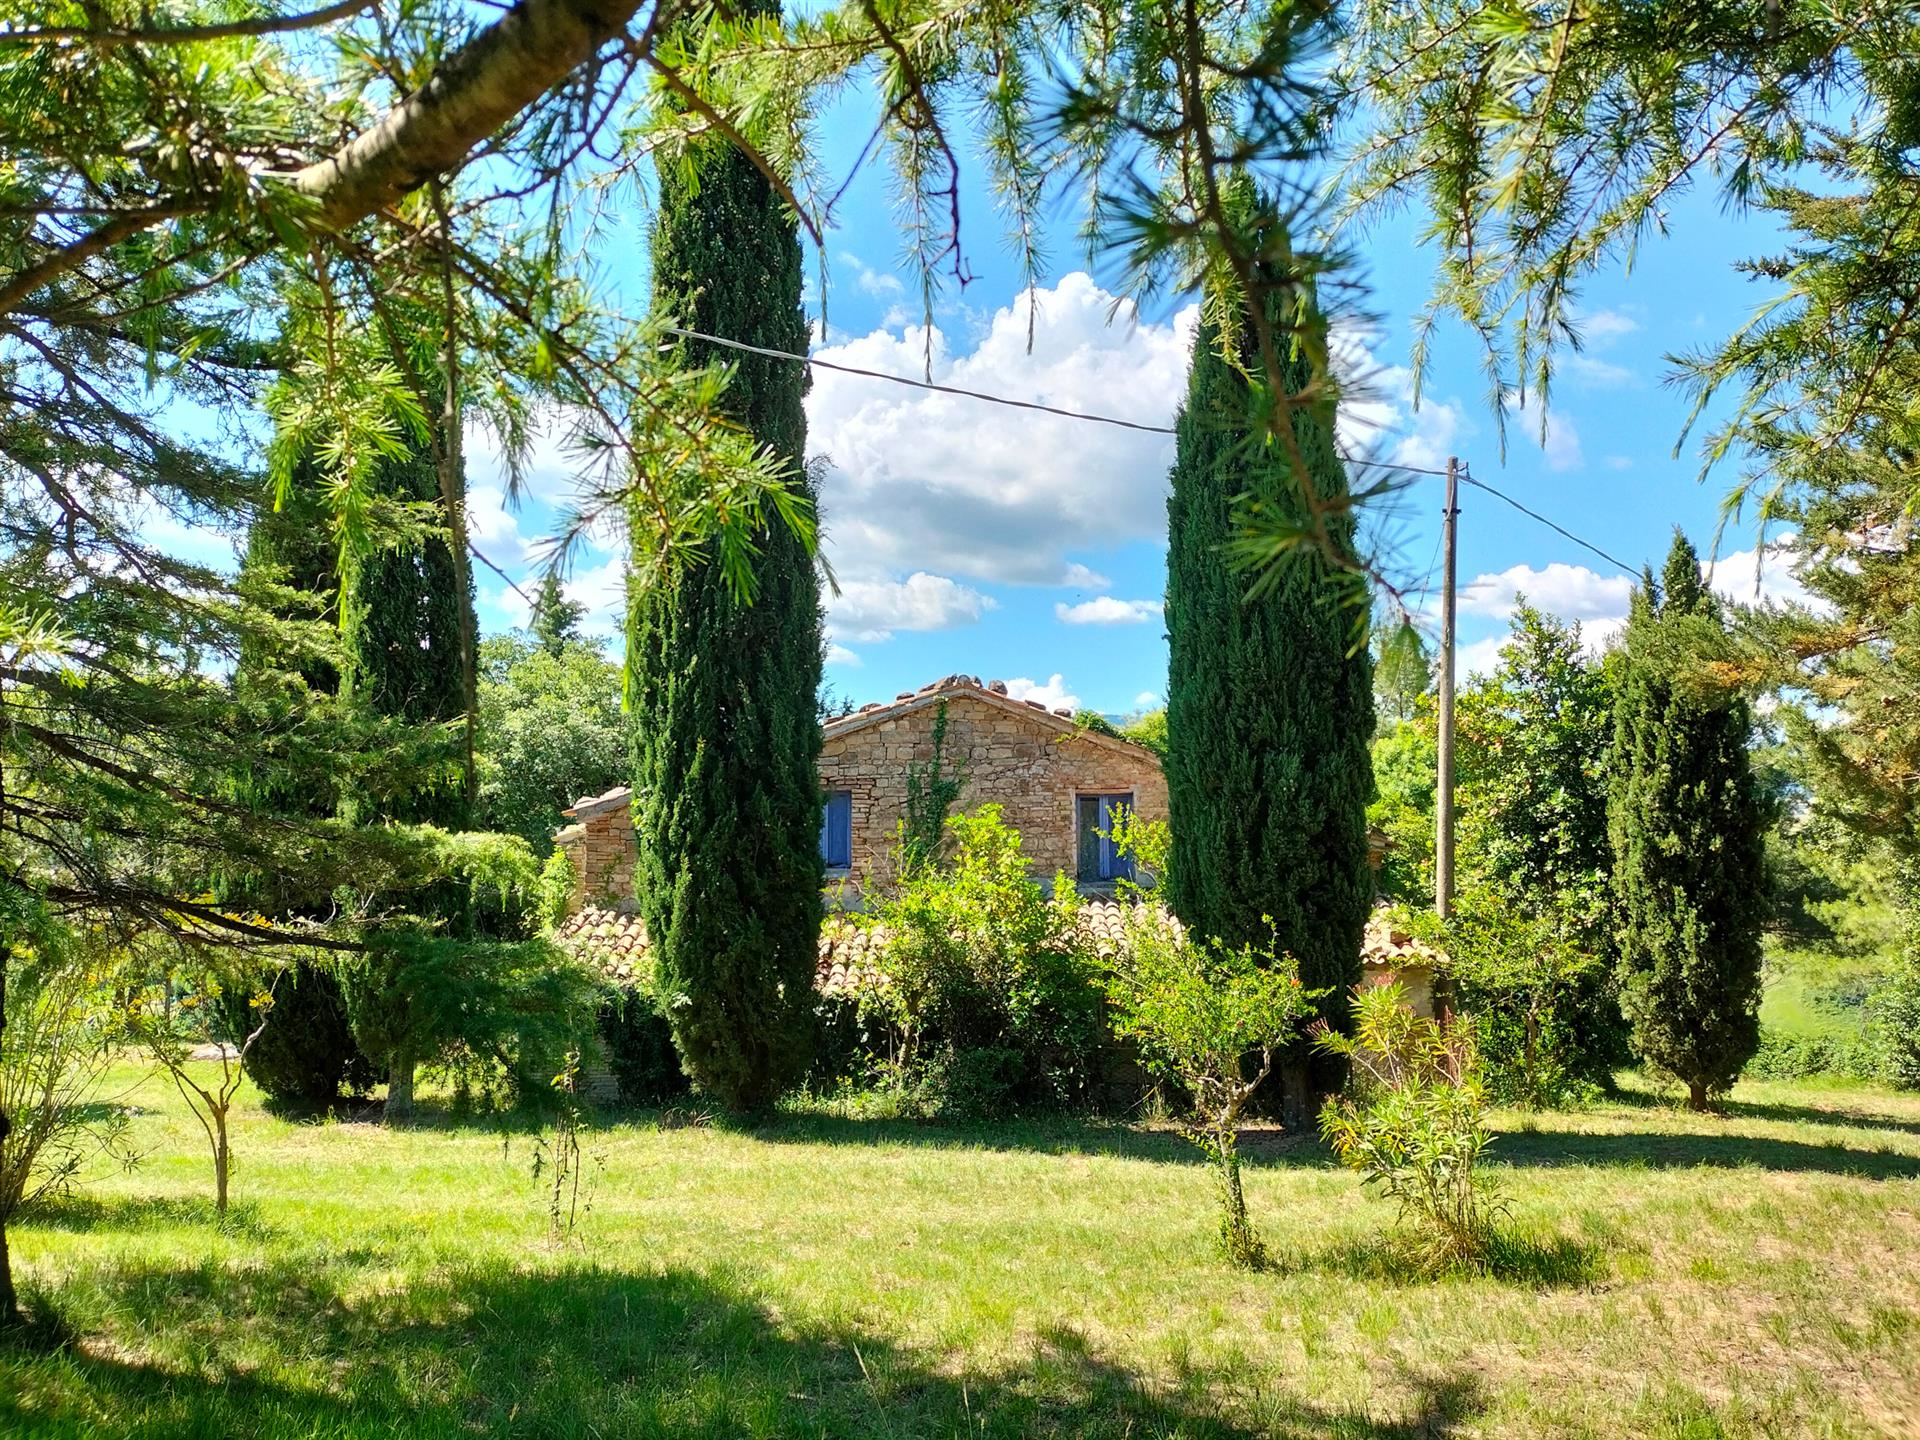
[0,930,17,1328]
[0,1206,18,1331]
[1523,1008,1541,1107]
[1214,1137,1265,1269]
[213,1115,230,1215]
[1276,1058,1311,1132]
[1687,1079,1709,1113]
[387,1051,415,1124]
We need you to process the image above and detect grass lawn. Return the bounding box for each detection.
[5,1065,1920,1438]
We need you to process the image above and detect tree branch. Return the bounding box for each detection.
[0,0,374,47]
[290,0,654,231]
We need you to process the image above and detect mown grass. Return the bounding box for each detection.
[5,1064,1920,1438]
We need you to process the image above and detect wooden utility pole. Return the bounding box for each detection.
[1435,457,1459,920]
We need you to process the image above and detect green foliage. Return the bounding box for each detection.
[1744,1027,1882,1085]
[1368,712,1438,907]
[626,0,824,1112]
[1609,535,1768,1109]
[862,807,1104,1119]
[1374,619,1433,727]
[595,986,694,1108]
[1869,951,1920,1092]
[225,961,374,1110]
[1104,905,1318,1268]
[1116,708,1168,761]
[897,700,967,878]
[1453,606,1629,1082]
[528,574,589,658]
[1458,603,1615,942]
[1316,984,1504,1275]
[536,851,579,935]
[1415,892,1607,1107]
[344,936,601,1113]
[1,918,132,1228]
[1163,229,1374,1044]
[476,635,633,852]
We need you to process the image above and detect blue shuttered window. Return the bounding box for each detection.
[820,789,853,869]
[1075,793,1134,883]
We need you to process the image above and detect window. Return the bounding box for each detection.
[1076,793,1134,883]
[820,789,853,869]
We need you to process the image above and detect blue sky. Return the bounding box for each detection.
[447,93,1813,717]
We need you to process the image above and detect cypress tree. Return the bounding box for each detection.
[1162,253,1375,1117]
[1608,531,1766,1110]
[626,0,823,1111]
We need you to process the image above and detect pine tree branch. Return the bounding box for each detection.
[0,0,375,47]
[290,0,658,232]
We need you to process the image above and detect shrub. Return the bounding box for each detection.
[1316,984,1504,1274]
[1104,906,1318,1268]
[1413,891,1614,1107]
[1744,1027,1879,1083]
[1867,954,1920,1089]
[221,960,375,1108]
[595,984,691,1106]
[345,934,602,1115]
[2,918,133,1253]
[862,806,1105,1117]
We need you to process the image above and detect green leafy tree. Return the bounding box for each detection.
[1374,619,1433,727]
[1105,908,1317,1268]
[1369,709,1437,908]
[1454,603,1626,1087]
[1163,214,1375,1115]
[477,635,632,852]
[1118,707,1168,761]
[1608,534,1768,1110]
[626,0,824,1111]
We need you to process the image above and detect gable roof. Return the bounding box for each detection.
[560,675,1160,823]
[557,898,1434,998]
[823,674,1160,765]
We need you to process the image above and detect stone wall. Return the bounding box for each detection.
[819,689,1167,896]
[556,790,637,911]
[554,682,1169,909]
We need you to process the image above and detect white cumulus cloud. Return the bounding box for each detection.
[1459,561,1634,623]
[807,272,1195,588]
[1055,596,1163,625]
[827,571,995,643]
[1003,673,1081,710]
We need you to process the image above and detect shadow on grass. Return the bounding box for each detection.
[20,1193,275,1240]
[743,1109,1341,1169]
[1488,1126,1920,1179]
[2,1255,1488,1439]
[1269,1227,1606,1291]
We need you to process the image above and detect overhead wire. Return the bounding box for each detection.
[479,322,1638,597]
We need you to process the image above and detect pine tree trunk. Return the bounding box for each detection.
[387,1051,415,1124]
[1687,1079,1708,1113]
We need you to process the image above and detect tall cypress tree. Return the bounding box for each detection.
[1608,531,1766,1110]
[626,0,823,1111]
[1163,260,1375,1115]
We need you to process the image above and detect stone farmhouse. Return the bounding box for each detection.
[554,672,1437,1017]
[556,672,1169,909]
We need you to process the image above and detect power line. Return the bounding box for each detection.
[469,539,533,606]
[1455,471,1637,575]
[660,323,1179,435]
